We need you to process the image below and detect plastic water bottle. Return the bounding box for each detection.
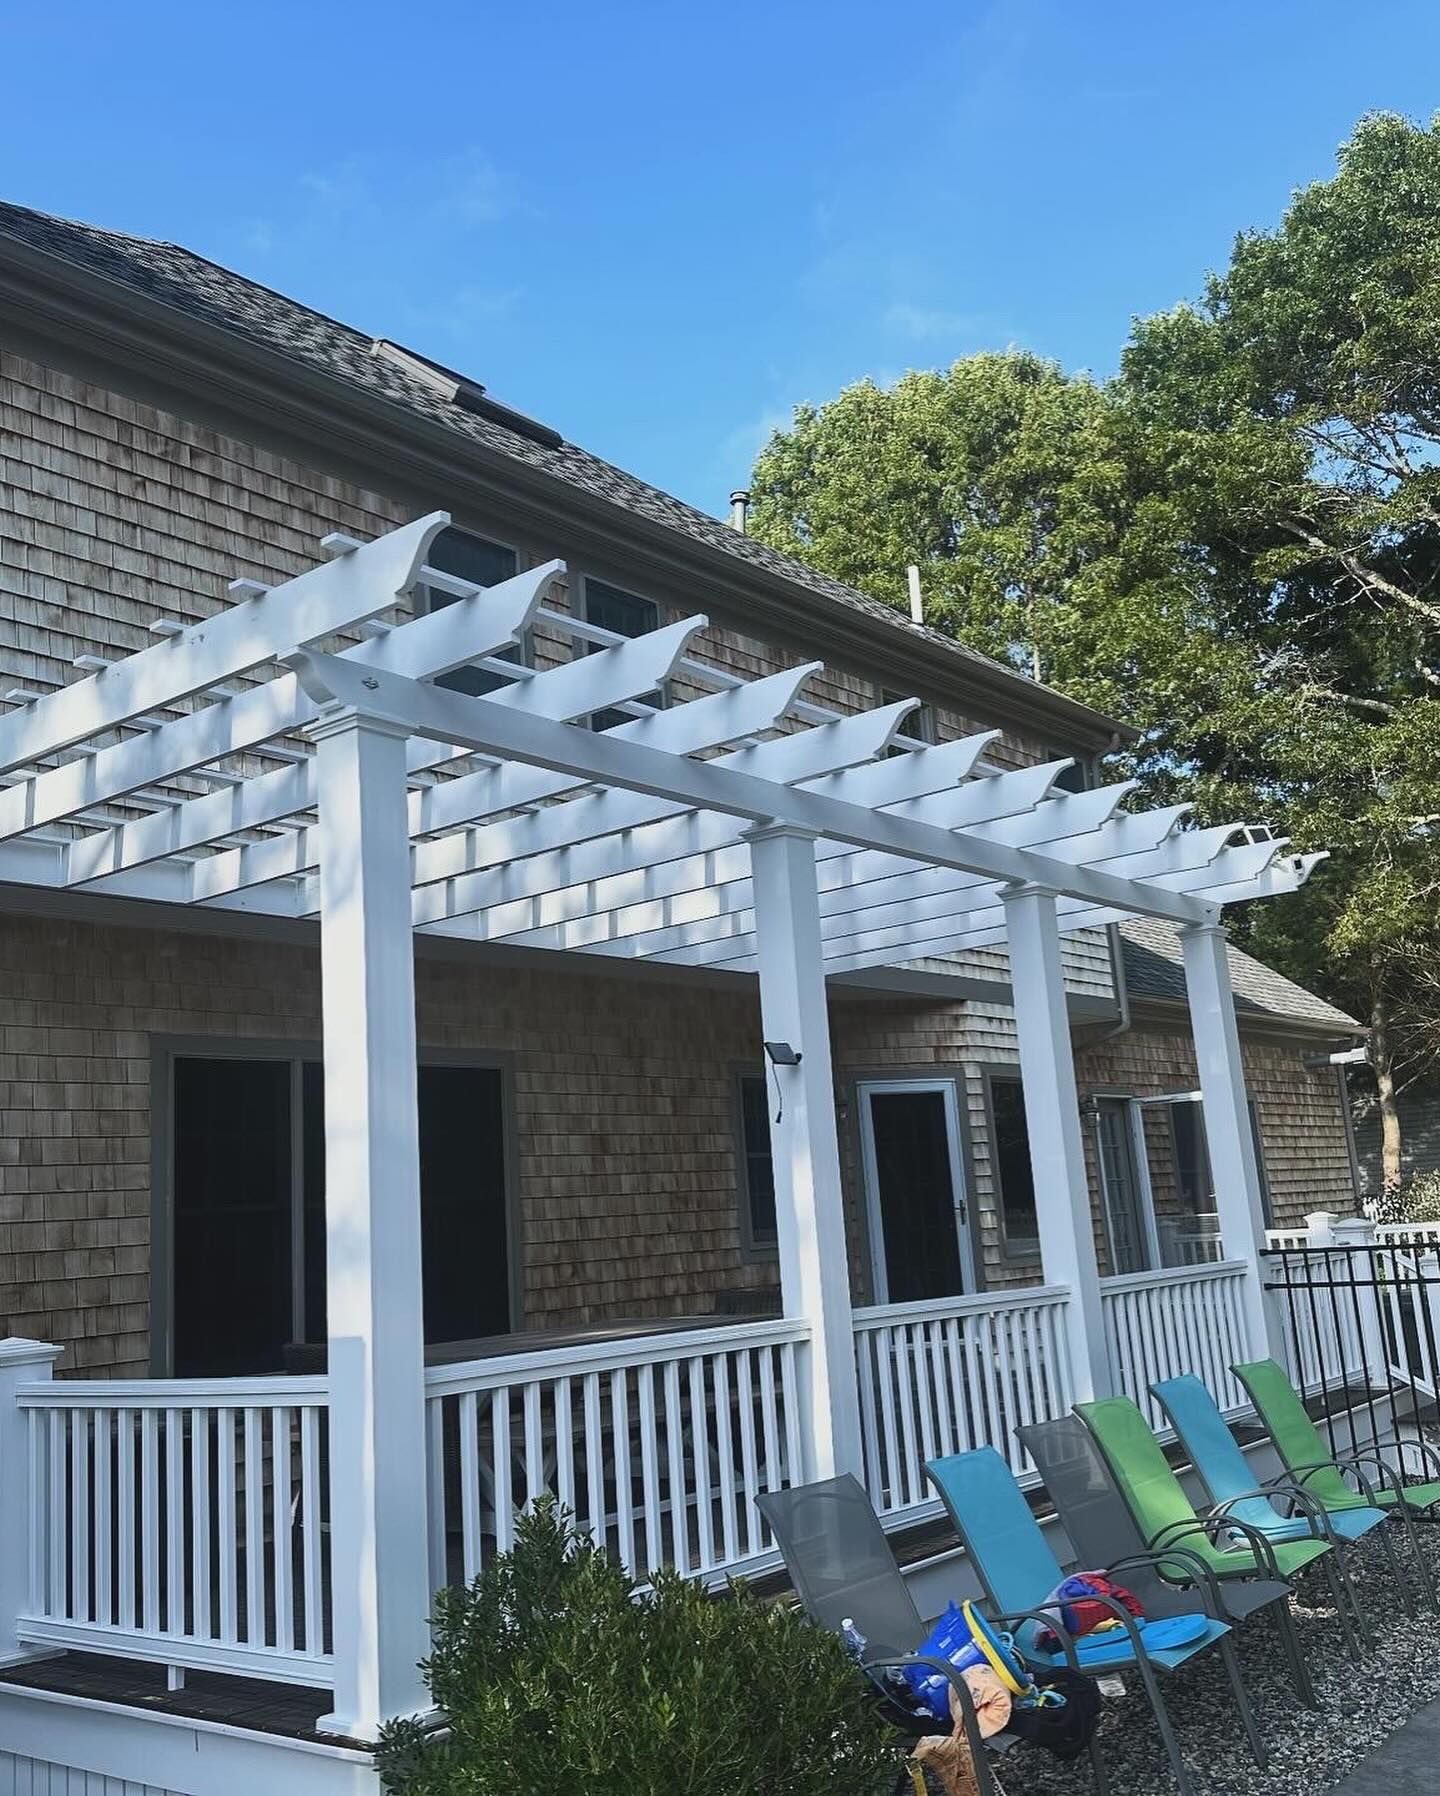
[840,1617,867,1662]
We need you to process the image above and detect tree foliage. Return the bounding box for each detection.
[750,113,1440,1193]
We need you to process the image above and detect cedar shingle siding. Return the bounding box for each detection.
[0,315,1361,1372]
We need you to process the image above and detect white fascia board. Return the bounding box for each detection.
[187,618,712,903]
[0,513,450,782]
[288,652,1215,926]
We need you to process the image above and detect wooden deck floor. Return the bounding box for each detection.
[0,1650,341,1743]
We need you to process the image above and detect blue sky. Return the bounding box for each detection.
[4,0,1439,512]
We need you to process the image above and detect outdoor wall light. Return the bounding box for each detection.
[764,1041,803,1066]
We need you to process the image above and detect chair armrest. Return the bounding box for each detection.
[1270,1458,1383,1504]
[1347,1450,1440,1510]
[861,1653,1000,1793]
[1150,1513,1283,1580]
[1208,1485,1338,1544]
[1101,1548,1228,1620]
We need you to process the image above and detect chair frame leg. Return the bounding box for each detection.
[1125,1655,1196,1796]
[1086,1731,1110,1796]
[1391,1502,1439,1611]
[1218,1632,1269,1767]
[1376,1512,1422,1616]
[1272,1595,1318,1709]
[1322,1549,1372,1657]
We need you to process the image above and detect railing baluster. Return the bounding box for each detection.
[93,1407,112,1629]
[711,1353,738,1566]
[734,1350,760,1560]
[70,1405,90,1625]
[165,1406,185,1638]
[583,1373,606,1549]
[688,1356,715,1574]
[215,1407,236,1645]
[272,1405,294,1653]
[663,1357,690,1574]
[459,1392,482,1581]
[610,1369,636,1575]
[116,1406,134,1630]
[141,1407,160,1636]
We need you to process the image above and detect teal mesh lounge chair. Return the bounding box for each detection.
[1152,1372,1391,1636]
[927,1445,1244,1796]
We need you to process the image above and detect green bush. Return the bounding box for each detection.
[1399,1168,1440,1223]
[377,1500,898,1796]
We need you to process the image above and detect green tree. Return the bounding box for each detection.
[750,113,1440,1202]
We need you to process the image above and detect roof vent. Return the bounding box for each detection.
[371,339,564,449]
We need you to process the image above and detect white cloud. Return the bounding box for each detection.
[434,149,512,227]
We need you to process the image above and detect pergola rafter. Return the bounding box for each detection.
[0,513,1324,964]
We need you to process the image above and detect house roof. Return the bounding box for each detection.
[0,200,1127,747]
[1118,918,1362,1035]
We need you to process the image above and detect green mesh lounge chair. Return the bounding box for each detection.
[1075,1396,1327,1698]
[1232,1357,1439,1610]
[926,1444,1240,1796]
[1152,1372,1391,1638]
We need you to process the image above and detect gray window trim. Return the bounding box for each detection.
[576,571,669,725]
[149,1035,523,1375]
[731,1063,779,1262]
[976,1062,1043,1266]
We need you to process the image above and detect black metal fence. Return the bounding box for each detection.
[1260,1237,1440,1459]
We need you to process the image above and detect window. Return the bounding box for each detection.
[1093,1096,1154,1274]
[1049,753,1093,794]
[987,1073,1039,1255]
[881,689,936,756]
[737,1073,777,1251]
[583,576,664,729]
[165,1047,512,1375]
[1163,1095,1272,1263]
[416,526,524,696]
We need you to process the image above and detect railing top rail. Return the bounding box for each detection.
[423,1315,810,1395]
[17,1373,329,1408]
[852,1285,1071,1327]
[1099,1259,1250,1295]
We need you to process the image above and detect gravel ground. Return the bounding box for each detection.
[986,1524,1440,1796]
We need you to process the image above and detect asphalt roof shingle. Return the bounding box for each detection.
[1119,918,1361,1033]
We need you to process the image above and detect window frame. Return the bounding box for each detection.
[1088,1090,1161,1275]
[149,1035,522,1375]
[879,686,937,755]
[978,1063,1043,1264]
[577,572,668,729]
[413,524,530,695]
[732,1066,779,1260]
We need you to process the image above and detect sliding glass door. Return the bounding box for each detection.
[165,1048,512,1375]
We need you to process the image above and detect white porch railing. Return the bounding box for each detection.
[852,1287,1075,1524]
[1101,1261,1253,1427]
[15,1376,331,1687]
[423,1318,810,1587]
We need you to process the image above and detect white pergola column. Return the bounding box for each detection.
[1179,920,1277,1360]
[747,824,864,1481]
[0,1339,61,1666]
[1001,882,1110,1400]
[311,707,432,1739]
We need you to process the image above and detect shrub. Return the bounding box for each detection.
[1399,1167,1440,1223]
[377,1500,898,1796]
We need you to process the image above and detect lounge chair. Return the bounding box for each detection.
[926,1444,1233,1796]
[1231,1356,1439,1610]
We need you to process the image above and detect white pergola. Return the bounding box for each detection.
[0,513,1320,1734]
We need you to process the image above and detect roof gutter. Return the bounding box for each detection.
[0,230,1131,752]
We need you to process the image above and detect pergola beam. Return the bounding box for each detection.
[284,651,1219,927]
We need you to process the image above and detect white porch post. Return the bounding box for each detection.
[1179,921,1277,1360]
[311,707,432,1739]
[0,1339,61,1666]
[1001,883,1109,1400]
[747,824,864,1481]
